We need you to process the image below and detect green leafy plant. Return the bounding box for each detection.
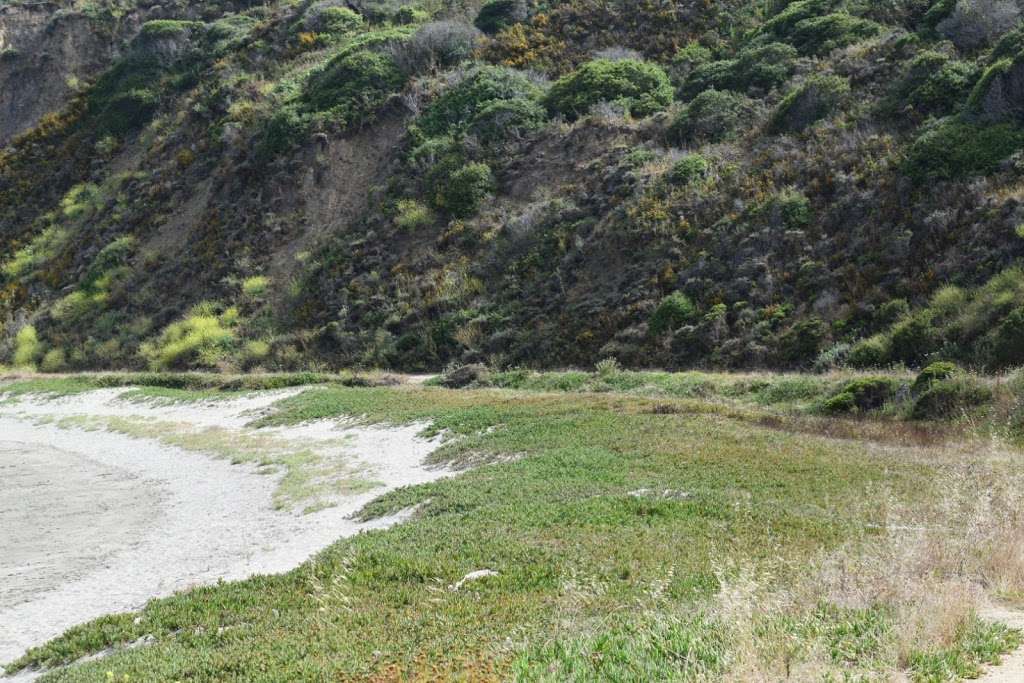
[545,58,673,120]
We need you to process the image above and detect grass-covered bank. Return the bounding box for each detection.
[3,370,1024,681]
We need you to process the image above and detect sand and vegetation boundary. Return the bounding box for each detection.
[1,366,1023,681]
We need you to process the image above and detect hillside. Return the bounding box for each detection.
[1,0,1024,373]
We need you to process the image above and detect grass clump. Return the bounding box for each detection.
[545,58,673,120]
[393,199,434,231]
[140,303,239,371]
[12,325,42,369]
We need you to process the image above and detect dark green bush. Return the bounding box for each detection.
[545,58,673,120]
[889,312,939,366]
[469,98,547,144]
[787,13,883,55]
[822,377,900,414]
[904,117,1024,182]
[302,50,405,124]
[433,162,495,217]
[650,292,697,336]
[770,74,850,133]
[666,154,709,185]
[762,0,836,38]
[911,377,992,419]
[420,65,541,136]
[684,43,798,97]
[779,318,828,365]
[258,105,309,158]
[922,0,956,31]
[893,51,977,116]
[989,307,1024,368]
[87,55,165,135]
[475,0,527,34]
[912,361,960,393]
[848,335,891,368]
[668,89,750,144]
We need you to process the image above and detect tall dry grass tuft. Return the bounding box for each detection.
[708,460,1024,680]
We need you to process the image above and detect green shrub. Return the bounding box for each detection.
[787,13,883,55]
[650,292,697,336]
[911,377,992,420]
[889,312,939,366]
[904,117,1024,182]
[319,7,365,35]
[666,154,709,185]
[2,226,70,281]
[419,65,541,136]
[302,50,405,123]
[87,55,165,135]
[668,89,750,144]
[140,304,240,370]
[545,58,673,120]
[393,6,429,25]
[779,318,828,365]
[893,51,977,116]
[258,105,309,158]
[468,98,547,144]
[12,325,42,369]
[989,307,1024,368]
[822,377,900,414]
[40,348,67,373]
[684,43,798,97]
[475,0,527,34]
[394,199,435,230]
[433,162,495,217]
[762,0,835,38]
[848,334,891,368]
[241,276,270,298]
[922,0,956,30]
[770,75,850,134]
[912,361,960,394]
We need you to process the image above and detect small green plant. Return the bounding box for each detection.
[847,334,891,369]
[140,303,240,370]
[595,357,622,378]
[666,154,709,186]
[434,162,495,218]
[13,325,42,369]
[650,292,697,336]
[241,276,270,298]
[770,75,850,134]
[912,361,960,394]
[544,58,673,120]
[668,89,750,144]
[40,348,67,373]
[821,377,900,414]
[394,199,434,231]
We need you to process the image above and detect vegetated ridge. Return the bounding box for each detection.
[1,0,1024,374]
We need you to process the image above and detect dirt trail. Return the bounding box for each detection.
[978,606,1024,682]
[0,388,449,677]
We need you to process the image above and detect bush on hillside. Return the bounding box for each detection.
[650,292,697,336]
[911,376,992,419]
[988,307,1024,368]
[419,65,541,136]
[433,162,495,218]
[545,58,673,120]
[786,13,883,55]
[394,199,435,231]
[893,50,977,116]
[298,3,364,36]
[937,0,1021,51]
[912,361,960,393]
[12,325,41,369]
[475,0,529,35]
[847,334,891,368]
[683,43,798,97]
[821,377,901,414]
[889,312,940,366]
[666,154,709,186]
[302,50,405,124]
[393,21,481,74]
[904,116,1024,182]
[770,75,849,134]
[668,89,751,144]
[141,304,239,370]
[468,98,547,144]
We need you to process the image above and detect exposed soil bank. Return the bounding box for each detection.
[0,389,446,675]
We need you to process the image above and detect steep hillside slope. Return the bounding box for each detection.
[1,0,1023,373]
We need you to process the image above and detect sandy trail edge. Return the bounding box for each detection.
[977,606,1024,682]
[0,389,449,679]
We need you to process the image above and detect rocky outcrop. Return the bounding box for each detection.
[0,4,125,147]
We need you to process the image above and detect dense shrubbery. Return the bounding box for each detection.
[904,117,1024,181]
[668,89,751,144]
[433,162,495,218]
[475,0,528,35]
[545,58,673,120]
[140,303,240,370]
[666,154,709,185]
[418,65,541,136]
[683,43,797,97]
[821,377,900,414]
[302,50,405,122]
[649,292,697,336]
[892,50,977,117]
[770,75,849,133]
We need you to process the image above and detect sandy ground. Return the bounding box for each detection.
[0,388,448,677]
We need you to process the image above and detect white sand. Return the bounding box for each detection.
[0,388,447,674]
